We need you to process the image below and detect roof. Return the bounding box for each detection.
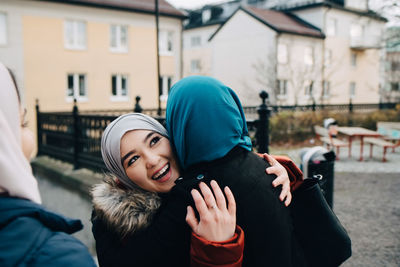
[184,0,240,29]
[209,6,325,41]
[277,1,387,22]
[34,0,186,19]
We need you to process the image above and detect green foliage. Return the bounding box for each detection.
[269,108,400,144]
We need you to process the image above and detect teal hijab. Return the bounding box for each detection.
[166,76,252,170]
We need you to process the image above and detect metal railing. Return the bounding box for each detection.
[36,96,397,172]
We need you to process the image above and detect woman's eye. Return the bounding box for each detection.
[127,155,139,166]
[150,136,161,146]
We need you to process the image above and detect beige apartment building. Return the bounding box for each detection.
[0,0,185,139]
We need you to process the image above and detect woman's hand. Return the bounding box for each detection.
[263,153,292,206]
[186,180,236,242]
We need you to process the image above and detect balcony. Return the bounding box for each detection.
[350,35,382,50]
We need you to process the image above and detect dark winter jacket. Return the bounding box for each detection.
[91,177,244,267]
[92,146,306,267]
[0,196,96,267]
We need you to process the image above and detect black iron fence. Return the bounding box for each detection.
[36,95,397,172]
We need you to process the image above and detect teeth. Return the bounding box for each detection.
[153,164,169,180]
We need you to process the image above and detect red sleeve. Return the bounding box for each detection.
[257,153,304,191]
[190,226,244,267]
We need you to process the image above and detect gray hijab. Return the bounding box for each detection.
[101,113,168,190]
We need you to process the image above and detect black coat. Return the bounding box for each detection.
[92,147,306,267]
[0,196,96,267]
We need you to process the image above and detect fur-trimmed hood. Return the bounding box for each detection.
[91,177,161,238]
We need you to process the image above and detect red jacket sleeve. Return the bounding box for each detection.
[190,226,244,267]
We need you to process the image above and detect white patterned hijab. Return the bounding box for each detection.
[0,62,41,204]
[101,113,169,190]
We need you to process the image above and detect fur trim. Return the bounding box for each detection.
[91,177,161,238]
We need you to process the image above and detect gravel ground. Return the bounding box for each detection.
[334,172,400,267]
[271,143,400,266]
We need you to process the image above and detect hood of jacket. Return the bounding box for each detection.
[0,196,83,234]
[91,177,161,238]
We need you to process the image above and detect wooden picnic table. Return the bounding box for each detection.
[338,127,382,161]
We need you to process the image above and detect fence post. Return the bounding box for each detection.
[134,95,143,113]
[348,98,353,126]
[35,99,42,156]
[256,91,271,154]
[73,99,79,170]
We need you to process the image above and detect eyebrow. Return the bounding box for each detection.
[120,131,156,165]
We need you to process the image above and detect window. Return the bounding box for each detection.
[191,59,201,73]
[110,25,128,52]
[277,44,288,64]
[391,61,400,71]
[191,36,201,47]
[324,49,332,67]
[322,81,330,98]
[111,74,128,100]
[351,52,357,67]
[67,74,87,101]
[305,81,314,97]
[349,82,356,99]
[326,18,336,36]
[64,20,86,50]
[391,82,399,92]
[276,80,287,97]
[0,12,7,45]
[160,76,173,102]
[304,47,314,66]
[159,30,173,55]
[202,9,211,23]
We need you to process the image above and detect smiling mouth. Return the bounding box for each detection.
[152,163,170,181]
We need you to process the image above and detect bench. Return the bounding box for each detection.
[314,125,349,160]
[364,137,400,162]
[377,121,400,152]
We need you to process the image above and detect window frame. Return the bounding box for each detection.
[276,79,288,98]
[322,81,330,98]
[0,12,7,46]
[160,76,173,102]
[304,80,314,98]
[110,24,128,53]
[64,20,87,50]
[190,59,201,73]
[111,74,129,101]
[191,36,201,48]
[66,73,88,102]
[159,30,173,56]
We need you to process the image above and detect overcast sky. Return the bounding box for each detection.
[166,0,223,9]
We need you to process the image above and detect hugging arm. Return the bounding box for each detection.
[187,180,244,267]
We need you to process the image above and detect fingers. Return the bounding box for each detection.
[263,153,277,165]
[199,182,217,210]
[271,173,286,187]
[224,186,236,218]
[284,192,292,207]
[210,180,227,210]
[185,206,198,231]
[191,188,209,216]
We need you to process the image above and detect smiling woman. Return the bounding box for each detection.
[120,130,180,193]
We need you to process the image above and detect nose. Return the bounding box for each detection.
[144,151,160,169]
